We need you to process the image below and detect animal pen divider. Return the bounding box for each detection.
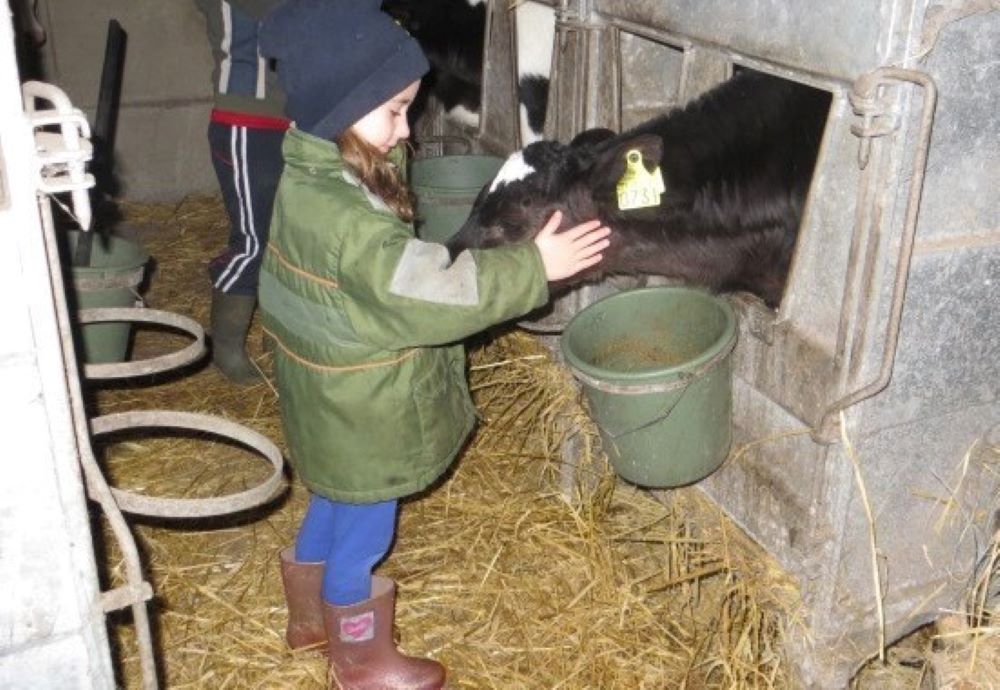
[453,0,1000,687]
[21,80,287,690]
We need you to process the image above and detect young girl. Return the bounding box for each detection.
[259,2,609,687]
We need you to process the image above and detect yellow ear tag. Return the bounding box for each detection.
[616,149,665,211]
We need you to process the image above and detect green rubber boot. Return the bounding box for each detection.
[210,289,262,384]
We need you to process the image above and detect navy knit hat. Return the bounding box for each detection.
[260,0,429,139]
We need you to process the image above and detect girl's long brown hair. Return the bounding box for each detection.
[336,129,415,222]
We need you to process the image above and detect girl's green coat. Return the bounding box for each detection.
[259,128,549,502]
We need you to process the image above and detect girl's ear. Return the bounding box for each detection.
[587,133,663,191]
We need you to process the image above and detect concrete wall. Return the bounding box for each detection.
[0,10,115,688]
[30,0,217,201]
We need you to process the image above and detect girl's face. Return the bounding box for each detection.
[351,80,420,154]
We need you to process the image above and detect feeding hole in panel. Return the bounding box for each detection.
[615,32,833,309]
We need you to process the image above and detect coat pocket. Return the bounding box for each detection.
[275,353,427,496]
[412,347,476,464]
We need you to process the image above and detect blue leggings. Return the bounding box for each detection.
[294,494,398,606]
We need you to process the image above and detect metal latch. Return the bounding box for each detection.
[814,67,938,443]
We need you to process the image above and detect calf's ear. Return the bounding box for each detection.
[568,127,616,149]
[588,133,663,195]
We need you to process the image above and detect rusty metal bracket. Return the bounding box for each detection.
[27,78,283,688]
[813,67,938,443]
[37,195,159,690]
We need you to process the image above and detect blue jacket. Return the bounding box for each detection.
[195,0,286,118]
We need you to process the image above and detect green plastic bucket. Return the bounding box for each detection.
[64,230,149,364]
[561,286,738,488]
[410,154,503,244]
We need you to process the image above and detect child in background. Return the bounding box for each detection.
[194,0,288,384]
[258,1,610,687]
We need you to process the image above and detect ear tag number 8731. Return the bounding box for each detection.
[616,149,665,211]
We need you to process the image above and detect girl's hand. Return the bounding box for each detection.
[533,211,611,281]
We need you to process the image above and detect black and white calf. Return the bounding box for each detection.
[382,0,554,144]
[446,70,832,307]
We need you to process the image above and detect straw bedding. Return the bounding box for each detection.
[88,197,996,689]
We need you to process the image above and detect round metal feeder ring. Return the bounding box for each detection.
[78,307,207,380]
[90,410,285,519]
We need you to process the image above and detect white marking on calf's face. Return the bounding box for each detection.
[489,151,536,193]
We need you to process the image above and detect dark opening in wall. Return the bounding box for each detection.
[384,0,559,149]
[616,32,833,307]
[381,0,488,134]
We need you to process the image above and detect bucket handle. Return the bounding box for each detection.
[600,382,692,440]
[419,134,473,156]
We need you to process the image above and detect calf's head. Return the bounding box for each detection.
[445,130,662,257]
